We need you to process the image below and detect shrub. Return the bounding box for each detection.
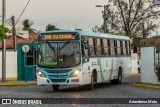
[155,64,160,81]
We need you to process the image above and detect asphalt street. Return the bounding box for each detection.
[0,76,160,107]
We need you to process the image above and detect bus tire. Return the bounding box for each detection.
[87,76,94,90]
[110,68,122,84]
[115,68,122,84]
[87,70,97,90]
[52,85,59,91]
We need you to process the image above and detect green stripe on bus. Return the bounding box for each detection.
[41,61,57,65]
[99,59,105,81]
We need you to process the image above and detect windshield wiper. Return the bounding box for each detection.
[46,41,56,56]
[59,41,70,50]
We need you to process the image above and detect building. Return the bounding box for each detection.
[0,33,38,81]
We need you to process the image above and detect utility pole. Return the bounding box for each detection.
[11,16,17,51]
[96,4,110,34]
[2,0,6,82]
[104,5,107,34]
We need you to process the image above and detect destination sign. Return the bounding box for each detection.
[43,34,75,40]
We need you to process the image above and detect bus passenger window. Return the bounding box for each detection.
[125,41,128,55]
[82,41,89,57]
[128,41,131,55]
[114,40,117,55]
[123,41,126,55]
[108,39,111,55]
[120,41,123,55]
[117,40,121,55]
[89,38,96,56]
[103,39,109,55]
[96,39,102,56]
[110,40,115,55]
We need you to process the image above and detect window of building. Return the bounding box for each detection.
[26,50,34,65]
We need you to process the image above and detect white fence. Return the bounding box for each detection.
[0,52,17,79]
[141,47,160,84]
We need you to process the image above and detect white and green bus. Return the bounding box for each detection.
[36,30,131,90]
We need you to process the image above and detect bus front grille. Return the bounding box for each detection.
[50,79,66,82]
[45,69,71,73]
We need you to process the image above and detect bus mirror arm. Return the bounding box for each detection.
[83,57,89,63]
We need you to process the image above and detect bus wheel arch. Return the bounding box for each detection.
[92,69,97,83]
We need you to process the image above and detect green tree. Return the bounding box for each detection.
[92,25,103,33]
[0,25,9,40]
[22,19,36,33]
[46,23,59,31]
[106,0,160,38]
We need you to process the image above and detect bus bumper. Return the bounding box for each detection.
[37,74,82,85]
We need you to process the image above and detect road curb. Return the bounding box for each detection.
[128,73,141,77]
[0,81,37,86]
[133,82,160,89]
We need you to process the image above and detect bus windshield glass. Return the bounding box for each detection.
[37,42,80,68]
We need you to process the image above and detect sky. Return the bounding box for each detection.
[0,0,109,32]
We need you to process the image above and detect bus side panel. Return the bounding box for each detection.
[82,58,101,84]
[110,57,131,80]
[110,57,118,80]
[102,58,112,81]
[82,62,91,85]
[122,57,132,76]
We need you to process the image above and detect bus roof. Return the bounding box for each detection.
[39,30,130,40]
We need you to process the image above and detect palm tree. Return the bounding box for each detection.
[46,23,59,31]
[22,19,36,33]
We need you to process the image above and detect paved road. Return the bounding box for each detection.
[0,76,160,107]
[0,76,159,98]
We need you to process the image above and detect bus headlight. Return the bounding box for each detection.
[37,71,45,77]
[70,69,81,77]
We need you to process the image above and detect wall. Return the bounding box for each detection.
[0,51,17,80]
[141,47,160,84]
[131,53,139,73]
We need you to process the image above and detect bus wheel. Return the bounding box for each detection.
[87,75,95,90]
[116,68,122,84]
[88,76,94,90]
[52,85,59,91]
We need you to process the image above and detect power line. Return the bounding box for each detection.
[15,0,31,25]
[0,15,12,26]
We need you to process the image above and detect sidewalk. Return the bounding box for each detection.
[128,73,141,77]
[128,73,160,89]
[133,82,160,89]
[0,80,37,86]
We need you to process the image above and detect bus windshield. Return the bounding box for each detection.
[37,42,80,68]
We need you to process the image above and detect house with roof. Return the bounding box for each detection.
[0,33,38,81]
